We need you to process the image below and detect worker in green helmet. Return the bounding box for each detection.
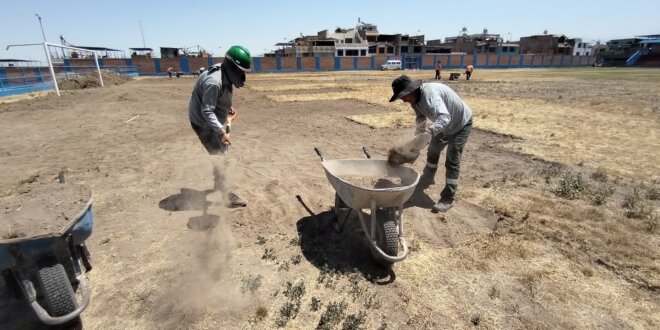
[188,45,251,208]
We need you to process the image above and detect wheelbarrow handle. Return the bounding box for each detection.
[314,147,324,161]
[362,146,371,159]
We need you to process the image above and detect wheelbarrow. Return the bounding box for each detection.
[315,147,420,267]
[1,186,94,327]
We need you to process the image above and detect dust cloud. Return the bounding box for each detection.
[154,156,256,327]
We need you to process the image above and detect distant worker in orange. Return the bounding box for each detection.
[434,61,442,80]
[465,64,474,80]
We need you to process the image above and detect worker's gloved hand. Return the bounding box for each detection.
[220,132,231,145]
[228,107,237,122]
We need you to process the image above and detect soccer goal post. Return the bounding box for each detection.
[6,42,103,97]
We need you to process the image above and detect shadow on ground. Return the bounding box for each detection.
[296,210,395,284]
[404,167,436,209]
[159,188,220,231]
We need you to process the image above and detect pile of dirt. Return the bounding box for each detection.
[340,175,404,189]
[58,70,132,90]
[1,183,91,239]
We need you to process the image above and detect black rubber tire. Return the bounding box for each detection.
[37,258,77,317]
[372,208,399,267]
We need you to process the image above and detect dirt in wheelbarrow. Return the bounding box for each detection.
[1,183,90,239]
[340,175,404,189]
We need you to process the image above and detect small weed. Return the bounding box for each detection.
[289,236,300,246]
[291,255,302,265]
[255,306,268,322]
[581,267,594,277]
[590,183,614,206]
[317,264,339,289]
[409,240,421,252]
[470,313,481,326]
[348,271,367,299]
[311,297,322,311]
[278,261,290,272]
[256,235,267,245]
[317,300,348,330]
[364,292,381,309]
[241,274,263,294]
[644,185,660,200]
[622,188,652,219]
[283,280,306,301]
[591,168,609,182]
[276,280,306,327]
[555,172,588,199]
[643,212,658,233]
[488,286,500,299]
[342,310,368,330]
[275,302,300,327]
[262,248,277,261]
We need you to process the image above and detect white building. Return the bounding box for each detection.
[572,38,593,56]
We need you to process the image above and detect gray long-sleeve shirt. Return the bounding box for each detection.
[188,65,233,133]
[412,83,472,136]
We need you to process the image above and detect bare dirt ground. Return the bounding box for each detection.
[0,68,658,329]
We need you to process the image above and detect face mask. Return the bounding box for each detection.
[223,60,246,88]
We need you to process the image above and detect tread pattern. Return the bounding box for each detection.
[37,259,77,317]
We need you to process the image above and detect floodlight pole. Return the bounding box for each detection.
[35,14,47,43]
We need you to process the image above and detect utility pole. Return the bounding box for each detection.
[35,14,47,42]
[139,20,146,48]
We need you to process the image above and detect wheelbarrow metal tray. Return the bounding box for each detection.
[321,159,419,209]
[0,195,94,269]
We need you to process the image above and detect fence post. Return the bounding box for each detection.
[371,56,375,70]
[354,56,358,70]
[276,56,282,72]
[253,57,262,73]
[315,56,320,71]
[297,57,302,71]
[154,58,161,74]
[334,56,340,70]
[0,67,6,88]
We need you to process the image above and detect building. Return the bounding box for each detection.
[519,32,572,55]
[568,38,593,56]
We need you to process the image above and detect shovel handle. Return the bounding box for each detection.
[362,146,371,159]
[314,147,324,161]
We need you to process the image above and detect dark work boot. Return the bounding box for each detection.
[431,198,453,213]
[228,192,247,208]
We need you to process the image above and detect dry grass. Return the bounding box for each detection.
[248,68,660,180]
[245,69,660,328]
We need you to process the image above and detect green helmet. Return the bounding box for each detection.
[225,45,251,72]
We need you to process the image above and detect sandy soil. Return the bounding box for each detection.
[0,70,658,329]
[1,183,90,239]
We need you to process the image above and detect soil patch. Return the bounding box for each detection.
[1,183,91,239]
[58,71,132,90]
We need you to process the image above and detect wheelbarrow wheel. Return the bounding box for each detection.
[36,257,77,318]
[372,208,399,268]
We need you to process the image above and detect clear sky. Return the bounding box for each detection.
[1,0,658,63]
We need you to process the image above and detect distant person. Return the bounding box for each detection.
[434,61,442,80]
[167,67,174,78]
[389,75,473,212]
[465,64,474,80]
[188,45,252,207]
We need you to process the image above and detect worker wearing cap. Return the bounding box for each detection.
[188,45,251,207]
[389,75,473,212]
